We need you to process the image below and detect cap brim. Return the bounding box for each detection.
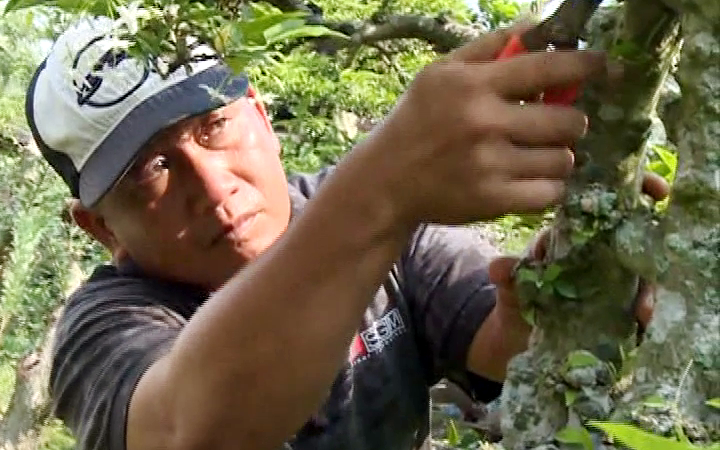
[78,64,248,207]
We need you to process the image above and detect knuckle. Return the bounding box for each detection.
[412,63,442,93]
[534,51,561,81]
[563,108,589,139]
[464,94,506,136]
[475,137,508,171]
[545,107,586,140]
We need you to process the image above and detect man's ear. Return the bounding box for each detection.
[69,199,121,257]
[246,85,277,147]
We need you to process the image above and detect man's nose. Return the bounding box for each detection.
[181,146,238,214]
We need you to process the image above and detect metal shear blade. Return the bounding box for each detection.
[522,0,605,51]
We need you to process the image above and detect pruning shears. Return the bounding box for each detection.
[497,0,605,105]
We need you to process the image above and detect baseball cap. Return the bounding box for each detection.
[26,16,249,207]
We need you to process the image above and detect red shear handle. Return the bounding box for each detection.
[543,85,580,105]
[496,34,528,60]
[496,34,581,106]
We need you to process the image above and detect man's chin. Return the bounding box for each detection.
[202,243,268,287]
[195,228,283,289]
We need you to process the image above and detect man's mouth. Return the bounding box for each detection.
[210,211,260,247]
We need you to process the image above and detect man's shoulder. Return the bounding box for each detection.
[287,165,337,200]
[61,262,205,326]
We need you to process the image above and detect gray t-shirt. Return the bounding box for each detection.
[49,168,503,450]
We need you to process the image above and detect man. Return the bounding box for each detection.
[26,16,664,450]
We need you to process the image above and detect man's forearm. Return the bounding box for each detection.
[466,303,532,382]
[128,149,415,450]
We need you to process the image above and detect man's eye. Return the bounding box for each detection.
[147,155,169,173]
[132,154,169,183]
[199,117,228,145]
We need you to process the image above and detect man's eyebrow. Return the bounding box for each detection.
[144,116,197,150]
[204,105,229,119]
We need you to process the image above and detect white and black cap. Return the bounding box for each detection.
[26,17,249,207]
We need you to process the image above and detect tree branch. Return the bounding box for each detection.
[499,1,684,447]
[259,0,485,53]
[262,0,313,14]
[329,15,485,52]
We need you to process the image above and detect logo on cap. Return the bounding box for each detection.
[72,35,150,108]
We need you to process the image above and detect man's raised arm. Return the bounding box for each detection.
[125,29,606,450]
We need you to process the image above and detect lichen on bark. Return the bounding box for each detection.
[497,0,686,448]
[612,4,720,443]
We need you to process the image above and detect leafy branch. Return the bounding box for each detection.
[3,0,349,77]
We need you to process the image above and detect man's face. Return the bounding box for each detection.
[98,89,291,289]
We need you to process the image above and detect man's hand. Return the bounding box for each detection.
[466,173,670,382]
[489,172,671,329]
[351,23,617,228]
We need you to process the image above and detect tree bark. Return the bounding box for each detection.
[612,1,720,443]
[0,308,59,450]
[259,0,486,53]
[499,1,685,448]
[0,262,84,450]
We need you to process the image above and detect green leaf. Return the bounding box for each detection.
[540,281,554,296]
[245,14,304,43]
[554,279,579,299]
[654,145,678,172]
[566,350,600,369]
[565,389,579,407]
[517,267,539,283]
[3,0,46,14]
[675,421,691,445]
[571,230,590,246]
[706,398,720,409]
[521,308,535,327]
[643,395,668,409]
[647,145,678,184]
[232,11,313,47]
[647,160,670,178]
[445,419,460,446]
[542,263,563,282]
[458,429,480,447]
[588,421,699,450]
[4,0,113,16]
[556,426,593,450]
[265,24,349,45]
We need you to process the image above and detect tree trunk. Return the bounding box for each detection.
[0,261,84,449]
[0,308,59,450]
[498,0,687,448]
[612,1,720,443]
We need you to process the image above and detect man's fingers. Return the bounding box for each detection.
[470,100,588,147]
[485,50,613,100]
[489,256,519,285]
[634,281,655,328]
[506,146,574,180]
[484,179,567,215]
[450,21,535,63]
[642,172,671,201]
[528,227,551,260]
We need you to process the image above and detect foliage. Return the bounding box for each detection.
[0,149,109,363]
[476,0,520,29]
[249,0,473,174]
[3,0,347,77]
[646,143,678,212]
[588,421,720,450]
[0,5,107,446]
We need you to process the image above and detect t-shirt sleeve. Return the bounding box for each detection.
[49,273,189,450]
[400,224,503,403]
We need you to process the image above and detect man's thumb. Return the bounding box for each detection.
[489,256,519,285]
[450,20,535,63]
